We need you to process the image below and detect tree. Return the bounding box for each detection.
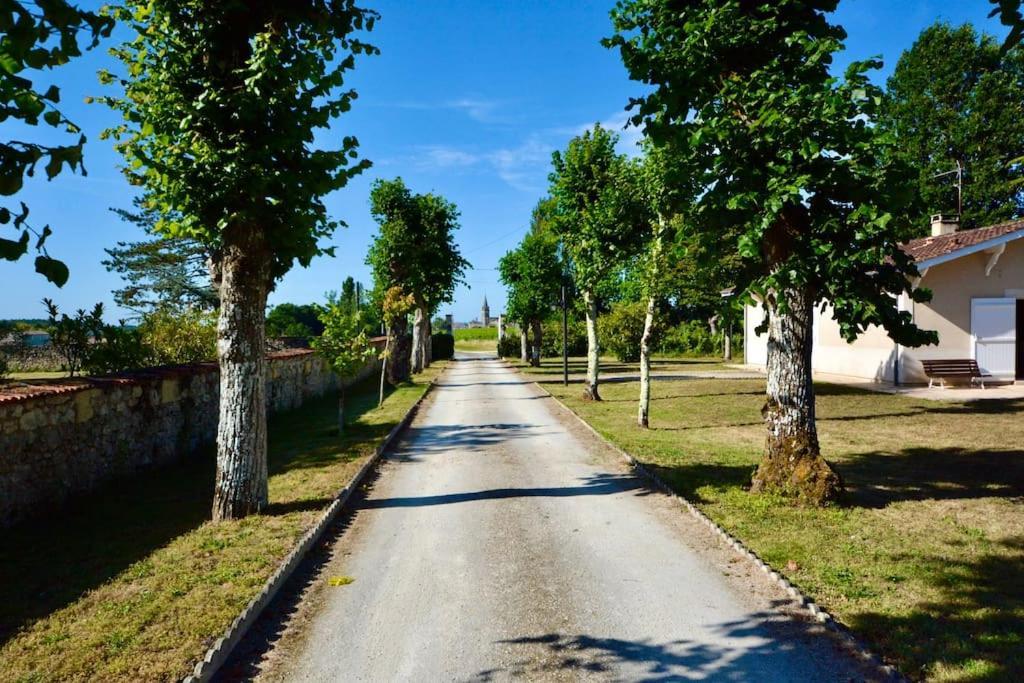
[1,1,114,285]
[101,1,378,521]
[312,293,374,433]
[366,178,468,376]
[377,285,414,406]
[103,202,218,313]
[498,205,562,367]
[548,124,649,400]
[880,22,1024,234]
[266,303,325,339]
[607,0,937,505]
[42,298,103,377]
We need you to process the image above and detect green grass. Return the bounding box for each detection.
[0,364,444,681]
[539,377,1024,681]
[453,327,498,341]
[512,355,734,376]
[4,370,69,380]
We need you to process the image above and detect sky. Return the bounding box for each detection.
[0,0,1008,323]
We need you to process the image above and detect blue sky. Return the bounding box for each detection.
[1,0,1007,322]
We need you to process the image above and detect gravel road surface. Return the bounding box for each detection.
[251,354,871,682]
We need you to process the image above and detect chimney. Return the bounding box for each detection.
[931,213,959,236]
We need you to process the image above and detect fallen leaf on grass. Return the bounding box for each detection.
[328,576,355,586]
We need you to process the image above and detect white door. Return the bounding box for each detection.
[971,298,1016,378]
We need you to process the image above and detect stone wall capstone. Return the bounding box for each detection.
[0,348,382,528]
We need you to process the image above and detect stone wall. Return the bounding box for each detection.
[0,348,382,527]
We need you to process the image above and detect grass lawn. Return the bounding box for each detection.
[538,376,1024,681]
[513,355,735,376]
[0,364,443,682]
[4,370,69,380]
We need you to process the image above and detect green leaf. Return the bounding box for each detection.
[35,255,70,287]
[0,231,30,260]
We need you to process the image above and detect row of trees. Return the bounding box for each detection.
[500,2,1024,507]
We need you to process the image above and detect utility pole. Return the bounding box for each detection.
[562,281,569,387]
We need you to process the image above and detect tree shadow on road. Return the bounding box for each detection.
[361,472,650,509]
[470,609,861,682]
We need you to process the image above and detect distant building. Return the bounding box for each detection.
[481,295,491,327]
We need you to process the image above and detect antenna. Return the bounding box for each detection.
[932,159,963,218]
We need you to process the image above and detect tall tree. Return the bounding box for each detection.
[880,22,1024,234]
[549,124,648,400]
[498,226,561,367]
[102,202,218,313]
[1,1,113,285]
[102,0,378,520]
[366,178,468,377]
[608,0,936,505]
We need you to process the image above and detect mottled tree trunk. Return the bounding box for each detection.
[212,231,271,521]
[411,306,427,374]
[520,327,529,363]
[583,290,600,401]
[387,318,411,385]
[638,294,656,428]
[530,318,542,367]
[750,286,842,504]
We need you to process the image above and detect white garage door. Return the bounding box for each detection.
[972,298,1016,378]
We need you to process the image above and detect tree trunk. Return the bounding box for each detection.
[583,290,600,401]
[411,306,427,374]
[750,286,842,505]
[337,386,346,434]
[520,327,529,363]
[724,319,732,361]
[424,317,432,368]
[638,294,656,428]
[387,318,411,385]
[379,334,389,407]
[530,318,542,367]
[212,231,271,521]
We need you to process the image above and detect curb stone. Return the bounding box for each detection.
[181,372,441,683]
[521,367,903,682]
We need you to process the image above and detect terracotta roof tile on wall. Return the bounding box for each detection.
[901,219,1024,263]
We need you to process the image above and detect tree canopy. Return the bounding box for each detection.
[366,177,469,315]
[880,21,1024,233]
[102,202,218,313]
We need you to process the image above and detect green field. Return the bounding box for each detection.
[453,327,498,340]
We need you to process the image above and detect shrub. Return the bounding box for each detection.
[84,324,152,375]
[602,301,665,362]
[431,332,454,360]
[139,308,217,365]
[497,334,520,358]
[43,299,105,377]
[540,317,589,358]
[658,319,739,358]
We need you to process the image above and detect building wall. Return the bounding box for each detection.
[0,349,382,527]
[742,238,1024,383]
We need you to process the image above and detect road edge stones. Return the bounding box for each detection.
[182,371,441,683]
[522,366,903,682]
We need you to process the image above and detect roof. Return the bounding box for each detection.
[901,219,1024,267]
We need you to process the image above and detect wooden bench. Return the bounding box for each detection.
[920,359,991,389]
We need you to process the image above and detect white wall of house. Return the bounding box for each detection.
[742,236,1024,383]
